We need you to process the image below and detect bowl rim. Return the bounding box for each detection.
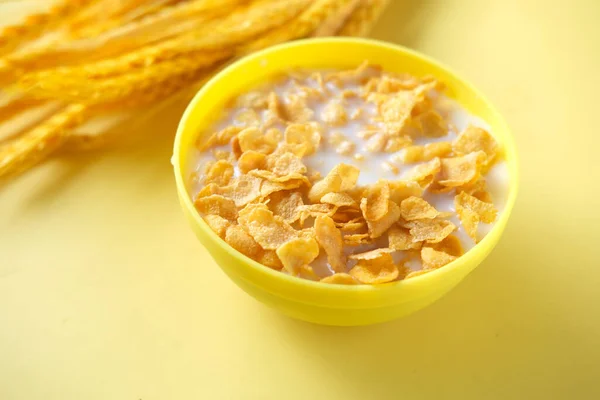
[173,37,519,295]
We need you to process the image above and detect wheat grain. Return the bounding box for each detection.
[20,49,232,103]
[67,0,240,49]
[0,0,305,82]
[0,104,88,179]
[0,95,48,125]
[338,0,389,37]
[67,0,164,35]
[0,0,390,181]
[240,0,353,53]
[21,49,232,105]
[59,0,243,60]
[312,0,361,37]
[0,0,95,56]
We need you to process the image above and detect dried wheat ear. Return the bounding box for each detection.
[0,0,389,181]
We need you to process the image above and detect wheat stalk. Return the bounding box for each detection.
[0,0,305,83]
[0,0,96,56]
[0,0,390,182]
[240,0,354,53]
[69,0,241,47]
[338,0,389,37]
[0,95,47,125]
[19,49,232,104]
[50,0,244,63]
[312,0,361,37]
[67,0,177,35]
[0,104,88,179]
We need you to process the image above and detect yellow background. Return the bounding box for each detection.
[1,0,599,398]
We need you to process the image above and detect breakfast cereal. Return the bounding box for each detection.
[187,62,509,285]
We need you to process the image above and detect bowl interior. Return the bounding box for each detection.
[173,38,518,304]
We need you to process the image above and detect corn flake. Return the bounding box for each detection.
[250,169,310,186]
[264,92,284,126]
[384,135,412,152]
[320,273,359,285]
[322,100,348,126]
[361,180,390,221]
[415,110,448,137]
[403,218,456,244]
[336,140,355,155]
[438,151,486,187]
[238,204,297,250]
[195,194,238,221]
[460,178,493,203]
[196,183,220,199]
[204,160,234,186]
[344,233,371,246]
[429,235,464,257]
[337,220,367,233]
[269,191,303,223]
[298,203,337,225]
[297,265,320,280]
[349,253,399,284]
[236,91,268,109]
[308,163,360,203]
[388,226,421,251]
[260,179,304,198]
[400,146,425,163]
[328,131,347,146]
[320,192,357,208]
[425,142,452,159]
[203,214,231,238]
[349,248,394,260]
[327,61,377,84]
[381,161,400,175]
[215,125,243,144]
[238,150,267,173]
[421,247,457,269]
[453,125,498,165]
[401,142,452,164]
[283,94,314,123]
[362,199,401,238]
[400,196,440,220]
[455,191,498,242]
[256,249,283,270]
[457,206,479,242]
[405,158,441,187]
[231,135,242,159]
[455,191,497,224]
[199,126,242,150]
[276,237,320,274]
[332,208,362,221]
[284,123,322,156]
[380,91,416,127]
[314,215,346,273]
[225,224,262,258]
[221,174,263,207]
[212,149,235,162]
[389,180,423,204]
[266,151,307,176]
[238,127,278,154]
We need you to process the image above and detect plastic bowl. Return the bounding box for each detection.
[173,38,518,326]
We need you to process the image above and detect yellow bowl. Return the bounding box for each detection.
[173,38,518,326]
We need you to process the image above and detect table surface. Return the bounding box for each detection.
[2,0,600,399]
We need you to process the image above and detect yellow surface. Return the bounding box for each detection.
[1,0,599,397]
[174,38,518,326]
